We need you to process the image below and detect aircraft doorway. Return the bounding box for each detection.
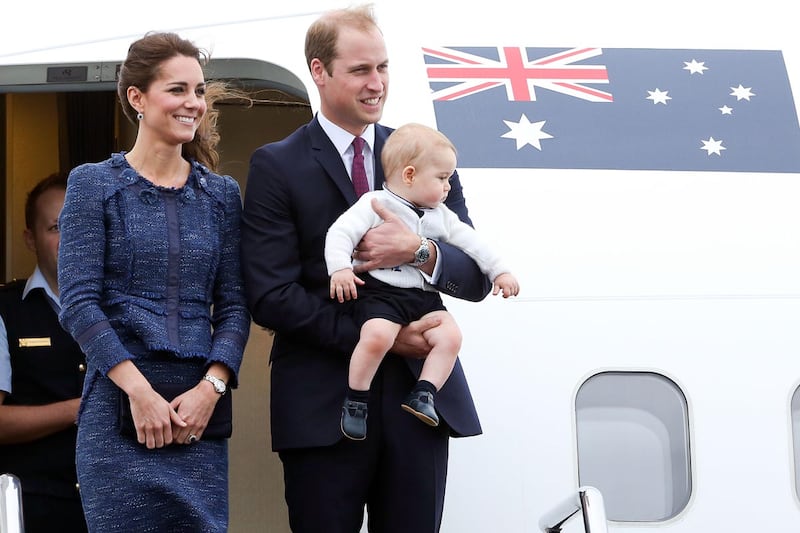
[1,58,312,532]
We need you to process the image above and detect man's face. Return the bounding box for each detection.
[24,187,65,288]
[313,26,389,136]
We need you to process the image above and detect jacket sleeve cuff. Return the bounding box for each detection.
[77,321,135,376]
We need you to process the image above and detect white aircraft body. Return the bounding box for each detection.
[2,1,800,531]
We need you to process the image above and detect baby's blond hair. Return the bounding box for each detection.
[381,123,457,185]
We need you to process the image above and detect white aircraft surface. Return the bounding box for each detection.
[2,1,800,531]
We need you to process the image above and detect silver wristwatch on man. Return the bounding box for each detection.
[412,236,431,266]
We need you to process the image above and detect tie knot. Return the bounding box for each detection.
[352,136,365,153]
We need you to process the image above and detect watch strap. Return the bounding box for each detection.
[203,374,227,395]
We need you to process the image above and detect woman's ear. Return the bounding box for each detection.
[127,85,143,114]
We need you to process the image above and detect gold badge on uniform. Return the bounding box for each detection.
[19,337,52,348]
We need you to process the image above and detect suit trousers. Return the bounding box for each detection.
[22,492,87,533]
[279,355,450,533]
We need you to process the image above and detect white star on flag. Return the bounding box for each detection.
[730,84,755,101]
[501,114,553,150]
[646,88,671,104]
[424,46,800,172]
[701,137,726,156]
[683,59,708,74]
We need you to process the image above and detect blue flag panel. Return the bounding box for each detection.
[424,47,800,172]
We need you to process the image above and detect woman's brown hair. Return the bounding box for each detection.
[118,32,240,171]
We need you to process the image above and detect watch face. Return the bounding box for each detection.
[205,375,226,394]
[415,238,430,265]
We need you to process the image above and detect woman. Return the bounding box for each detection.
[57,32,250,531]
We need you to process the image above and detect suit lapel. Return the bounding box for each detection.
[308,118,394,204]
[373,124,391,190]
[308,117,359,205]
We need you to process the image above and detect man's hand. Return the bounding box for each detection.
[330,268,364,302]
[391,314,443,359]
[352,199,418,273]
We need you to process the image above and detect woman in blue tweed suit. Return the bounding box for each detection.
[57,32,250,532]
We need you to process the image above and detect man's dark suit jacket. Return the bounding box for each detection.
[241,117,491,451]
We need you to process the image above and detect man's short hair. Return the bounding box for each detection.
[304,4,379,75]
[25,172,68,230]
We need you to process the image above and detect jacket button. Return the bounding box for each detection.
[78,363,86,372]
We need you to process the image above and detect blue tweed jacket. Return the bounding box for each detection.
[58,153,250,391]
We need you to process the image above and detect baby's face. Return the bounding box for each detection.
[403,148,457,209]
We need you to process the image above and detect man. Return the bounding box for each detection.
[0,173,87,532]
[241,5,491,532]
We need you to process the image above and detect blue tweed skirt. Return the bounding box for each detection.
[76,352,228,532]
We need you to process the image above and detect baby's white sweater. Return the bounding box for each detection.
[325,189,510,290]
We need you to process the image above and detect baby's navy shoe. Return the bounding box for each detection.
[401,390,439,427]
[341,399,368,440]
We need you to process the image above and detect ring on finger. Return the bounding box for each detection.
[187,434,198,444]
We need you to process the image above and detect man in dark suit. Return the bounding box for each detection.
[241,5,491,532]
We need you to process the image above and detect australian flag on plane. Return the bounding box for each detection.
[424,46,800,172]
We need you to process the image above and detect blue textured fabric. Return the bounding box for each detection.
[57,153,250,530]
[58,153,249,387]
[76,355,228,532]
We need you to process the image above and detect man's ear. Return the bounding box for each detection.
[23,228,36,254]
[402,165,415,185]
[310,58,326,86]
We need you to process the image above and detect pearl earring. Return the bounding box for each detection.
[136,112,144,121]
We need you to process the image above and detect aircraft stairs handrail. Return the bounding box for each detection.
[539,485,608,533]
[0,473,24,533]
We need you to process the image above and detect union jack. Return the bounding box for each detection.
[423,46,613,103]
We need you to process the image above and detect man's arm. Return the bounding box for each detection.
[0,316,80,444]
[0,393,80,445]
[354,171,492,302]
[433,169,493,301]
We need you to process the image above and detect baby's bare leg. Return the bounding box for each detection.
[349,318,403,390]
[418,310,463,390]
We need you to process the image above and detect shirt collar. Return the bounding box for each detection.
[382,186,428,218]
[317,111,375,157]
[23,266,60,310]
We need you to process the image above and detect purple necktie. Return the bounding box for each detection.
[351,137,369,198]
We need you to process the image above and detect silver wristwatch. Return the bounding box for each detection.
[412,236,431,266]
[203,374,227,395]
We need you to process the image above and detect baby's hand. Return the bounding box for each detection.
[330,269,365,303]
[492,273,520,298]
